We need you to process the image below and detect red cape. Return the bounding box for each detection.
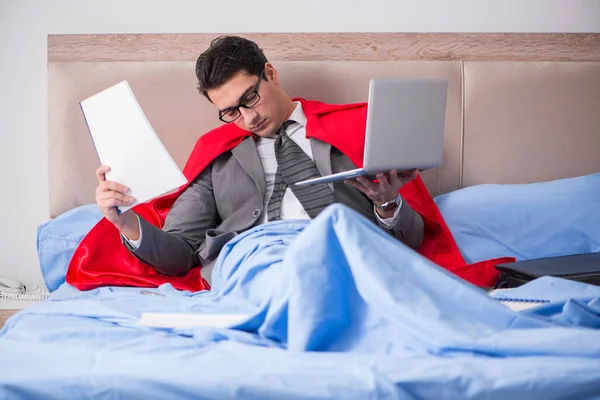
[67,99,512,291]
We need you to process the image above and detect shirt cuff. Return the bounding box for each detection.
[374,196,403,228]
[121,214,143,250]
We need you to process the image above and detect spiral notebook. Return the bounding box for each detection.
[80,81,188,213]
[488,289,550,311]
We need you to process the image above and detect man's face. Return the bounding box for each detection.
[208,65,287,137]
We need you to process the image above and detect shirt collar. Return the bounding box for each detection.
[256,101,307,142]
[288,101,307,128]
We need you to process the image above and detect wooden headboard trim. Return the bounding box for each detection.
[48,33,600,63]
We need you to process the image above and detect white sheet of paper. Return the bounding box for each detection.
[80,81,187,213]
[138,313,251,329]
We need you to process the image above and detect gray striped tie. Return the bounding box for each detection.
[267,121,336,221]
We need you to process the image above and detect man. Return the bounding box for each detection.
[93,36,424,284]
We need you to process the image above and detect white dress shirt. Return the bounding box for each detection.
[255,101,314,223]
[126,101,401,248]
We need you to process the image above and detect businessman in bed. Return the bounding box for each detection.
[93,35,424,283]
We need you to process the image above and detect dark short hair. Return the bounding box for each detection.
[195,36,268,101]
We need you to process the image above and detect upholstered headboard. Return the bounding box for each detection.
[47,33,600,218]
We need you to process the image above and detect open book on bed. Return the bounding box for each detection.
[80,81,188,213]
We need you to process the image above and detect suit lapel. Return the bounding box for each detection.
[232,137,266,196]
[310,138,332,176]
[310,137,335,191]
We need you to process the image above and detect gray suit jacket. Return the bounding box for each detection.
[126,137,424,283]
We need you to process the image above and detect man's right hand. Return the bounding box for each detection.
[95,165,140,240]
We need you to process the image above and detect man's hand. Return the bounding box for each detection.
[345,169,418,217]
[95,165,140,240]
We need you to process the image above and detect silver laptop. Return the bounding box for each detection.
[294,78,447,186]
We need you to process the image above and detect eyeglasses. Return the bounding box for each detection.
[219,70,264,123]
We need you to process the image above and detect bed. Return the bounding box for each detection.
[1,33,600,399]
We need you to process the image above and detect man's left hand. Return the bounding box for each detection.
[345,169,418,215]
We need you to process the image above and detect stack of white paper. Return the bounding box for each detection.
[80,81,188,212]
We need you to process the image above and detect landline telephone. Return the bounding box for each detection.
[0,276,50,301]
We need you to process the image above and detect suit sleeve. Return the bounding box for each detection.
[375,198,424,250]
[122,165,218,276]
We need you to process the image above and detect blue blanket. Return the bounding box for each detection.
[3,204,600,399]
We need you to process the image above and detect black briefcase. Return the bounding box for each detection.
[494,252,600,289]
